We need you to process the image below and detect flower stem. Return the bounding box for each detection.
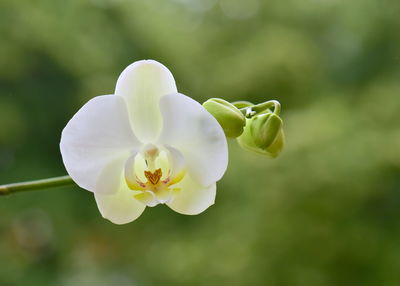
[0,175,75,196]
[251,100,281,116]
[239,100,281,118]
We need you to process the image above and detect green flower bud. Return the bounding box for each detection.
[237,113,285,158]
[203,98,246,138]
[251,113,282,149]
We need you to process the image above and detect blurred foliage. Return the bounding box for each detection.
[1,0,400,285]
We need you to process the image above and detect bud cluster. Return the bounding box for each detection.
[203,98,285,158]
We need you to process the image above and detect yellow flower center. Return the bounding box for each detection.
[124,145,186,206]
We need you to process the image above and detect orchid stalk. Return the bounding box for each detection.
[0,176,74,196]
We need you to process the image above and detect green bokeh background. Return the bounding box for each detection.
[1,0,400,285]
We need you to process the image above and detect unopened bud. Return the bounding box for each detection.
[203,98,246,138]
[251,113,282,149]
[237,113,285,158]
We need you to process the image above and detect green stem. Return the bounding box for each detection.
[0,175,75,196]
[252,100,281,115]
[239,100,281,118]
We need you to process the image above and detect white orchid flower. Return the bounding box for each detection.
[60,60,228,224]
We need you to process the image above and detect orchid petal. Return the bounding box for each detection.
[115,60,177,142]
[158,93,228,186]
[167,175,216,215]
[95,183,146,224]
[60,95,140,194]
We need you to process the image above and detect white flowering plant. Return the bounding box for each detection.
[0,60,284,224]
